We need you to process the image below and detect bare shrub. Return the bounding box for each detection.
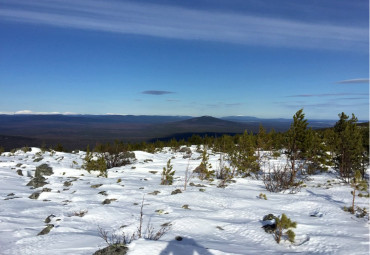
[97,196,170,249]
[71,209,88,217]
[183,158,193,190]
[263,163,304,193]
[98,226,136,246]
[145,223,171,240]
[263,164,291,192]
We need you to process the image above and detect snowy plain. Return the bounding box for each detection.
[0,147,369,255]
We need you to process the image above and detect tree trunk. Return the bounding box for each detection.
[351,185,356,214]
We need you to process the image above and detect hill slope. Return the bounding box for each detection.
[0,147,368,254]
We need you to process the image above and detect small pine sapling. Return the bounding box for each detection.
[197,149,215,181]
[83,145,108,177]
[350,170,368,214]
[161,159,175,185]
[258,193,267,200]
[274,214,297,243]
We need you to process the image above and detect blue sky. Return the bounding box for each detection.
[0,0,368,119]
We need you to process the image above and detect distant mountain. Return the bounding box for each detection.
[0,114,192,124]
[221,116,260,122]
[157,116,249,133]
[175,116,241,126]
[0,114,341,150]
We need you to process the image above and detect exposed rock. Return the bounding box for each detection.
[29,191,41,199]
[42,188,52,192]
[149,171,158,174]
[93,244,128,255]
[171,189,182,195]
[179,147,192,154]
[27,176,47,188]
[91,184,103,189]
[182,204,190,210]
[189,182,206,187]
[175,236,183,241]
[44,214,55,223]
[155,209,165,214]
[16,163,22,167]
[16,170,23,176]
[37,224,54,236]
[262,223,276,233]
[102,198,117,205]
[148,190,160,195]
[161,222,172,227]
[63,181,72,187]
[183,155,191,159]
[262,214,277,233]
[35,164,53,177]
[98,191,108,196]
[263,214,276,221]
[4,193,18,200]
[33,158,43,162]
[26,165,51,190]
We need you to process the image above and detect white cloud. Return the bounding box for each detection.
[105,113,127,116]
[0,0,367,50]
[336,78,369,84]
[0,110,80,115]
[14,110,61,115]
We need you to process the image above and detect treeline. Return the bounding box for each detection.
[2,109,367,184]
[78,109,368,184]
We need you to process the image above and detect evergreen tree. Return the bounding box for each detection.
[333,113,363,182]
[359,124,369,178]
[303,128,331,174]
[256,124,271,159]
[323,128,336,160]
[197,149,215,180]
[231,131,259,177]
[285,109,308,183]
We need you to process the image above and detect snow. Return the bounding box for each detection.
[0,147,369,255]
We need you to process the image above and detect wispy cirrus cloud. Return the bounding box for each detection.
[141,90,174,95]
[0,0,367,50]
[275,101,369,109]
[0,110,76,115]
[205,102,243,108]
[286,92,368,98]
[336,78,369,84]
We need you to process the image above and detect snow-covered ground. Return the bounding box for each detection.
[0,147,369,255]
